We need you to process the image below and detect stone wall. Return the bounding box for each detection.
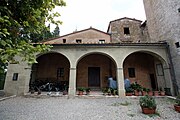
[143,0,180,93]
[108,18,143,43]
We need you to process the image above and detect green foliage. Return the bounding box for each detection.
[139,95,157,109]
[131,82,142,91]
[142,88,149,92]
[77,87,85,92]
[0,0,66,64]
[85,88,91,92]
[125,87,134,93]
[175,94,180,105]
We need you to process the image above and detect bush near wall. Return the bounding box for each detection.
[0,74,5,90]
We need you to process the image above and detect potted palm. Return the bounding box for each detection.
[77,87,85,95]
[139,95,157,114]
[174,95,180,112]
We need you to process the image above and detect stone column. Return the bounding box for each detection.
[68,68,76,97]
[116,68,125,97]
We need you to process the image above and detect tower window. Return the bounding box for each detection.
[76,39,82,43]
[63,39,66,43]
[124,27,130,35]
[175,42,180,48]
[128,68,135,77]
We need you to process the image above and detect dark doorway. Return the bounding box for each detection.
[150,74,157,90]
[88,67,100,87]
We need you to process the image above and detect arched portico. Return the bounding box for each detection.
[122,51,173,94]
[76,52,117,89]
[30,52,70,92]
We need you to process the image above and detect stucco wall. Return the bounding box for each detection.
[44,28,110,44]
[4,44,173,96]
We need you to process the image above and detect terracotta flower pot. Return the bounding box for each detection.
[126,92,133,96]
[174,105,180,113]
[134,90,139,96]
[141,107,156,114]
[154,91,159,96]
[142,91,148,96]
[160,91,165,96]
[78,91,84,95]
[148,91,153,96]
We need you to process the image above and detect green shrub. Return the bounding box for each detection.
[125,87,134,93]
[77,87,85,92]
[139,95,156,109]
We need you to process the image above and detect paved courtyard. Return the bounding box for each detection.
[0,96,179,120]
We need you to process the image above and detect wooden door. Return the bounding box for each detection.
[88,67,100,87]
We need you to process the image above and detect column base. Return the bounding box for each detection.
[68,88,76,97]
[118,89,126,97]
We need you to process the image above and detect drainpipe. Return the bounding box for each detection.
[166,42,179,95]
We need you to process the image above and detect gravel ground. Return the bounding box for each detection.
[0,96,179,120]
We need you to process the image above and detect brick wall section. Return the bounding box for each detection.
[76,54,116,88]
[123,52,157,89]
[143,0,180,92]
[36,53,70,83]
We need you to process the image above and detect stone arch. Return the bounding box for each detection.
[30,52,70,91]
[122,50,170,92]
[76,52,117,89]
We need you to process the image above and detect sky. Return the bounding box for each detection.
[51,0,146,36]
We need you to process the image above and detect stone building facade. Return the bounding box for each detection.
[143,0,180,94]
[3,18,175,97]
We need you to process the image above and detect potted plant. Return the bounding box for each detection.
[107,88,113,95]
[147,89,153,96]
[139,95,157,114]
[102,88,108,95]
[159,87,165,96]
[142,88,148,96]
[174,95,180,112]
[85,88,91,95]
[131,82,142,96]
[153,89,159,96]
[77,87,85,95]
[112,89,118,96]
[125,88,134,96]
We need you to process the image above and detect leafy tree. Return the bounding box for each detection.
[53,25,60,37]
[0,0,66,64]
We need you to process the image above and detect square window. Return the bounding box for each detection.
[57,68,64,78]
[128,68,135,77]
[12,73,18,81]
[99,40,105,43]
[76,39,82,43]
[175,42,180,48]
[63,39,66,43]
[124,27,130,35]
